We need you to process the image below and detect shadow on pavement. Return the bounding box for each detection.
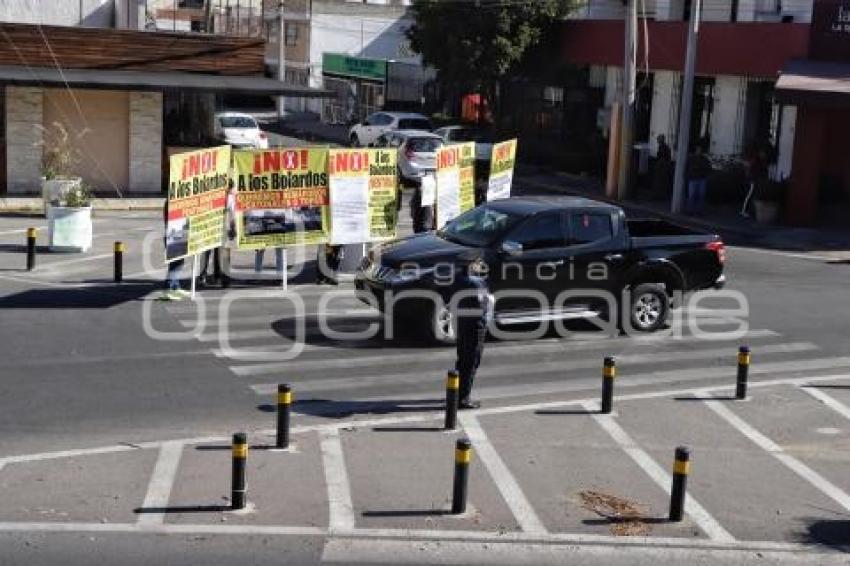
[362,509,451,518]
[277,398,444,419]
[371,426,447,432]
[801,384,850,390]
[535,408,596,416]
[797,519,850,551]
[673,395,739,402]
[0,283,158,308]
[134,504,231,514]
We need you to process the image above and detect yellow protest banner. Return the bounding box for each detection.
[231,148,330,248]
[487,139,517,201]
[166,145,231,263]
[328,148,398,244]
[457,141,476,213]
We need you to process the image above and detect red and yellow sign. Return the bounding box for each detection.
[166,145,231,262]
[232,148,330,248]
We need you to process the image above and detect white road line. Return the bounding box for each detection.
[797,385,850,420]
[178,310,379,327]
[583,400,735,543]
[7,373,850,469]
[320,537,845,565]
[459,414,547,534]
[702,395,850,513]
[230,330,777,377]
[319,428,356,531]
[0,522,831,555]
[137,441,184,526]
[245,342,819,392]
[0,227,46,236]
[196,329,281,343]
[36,252,115,270]
[342,355,850,404]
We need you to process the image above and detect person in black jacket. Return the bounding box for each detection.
[450,260,494,409]
[686,145,713,215]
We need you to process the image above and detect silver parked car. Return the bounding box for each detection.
[376,130,444,187]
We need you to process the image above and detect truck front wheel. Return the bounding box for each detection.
[628,283,669,332]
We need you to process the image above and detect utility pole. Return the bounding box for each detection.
[277,0,286,118]
[671,0,702,214]
[617,0,638,201]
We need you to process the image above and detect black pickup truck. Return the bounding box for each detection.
[355,196,726,343]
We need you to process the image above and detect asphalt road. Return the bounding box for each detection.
[1,183,849,564]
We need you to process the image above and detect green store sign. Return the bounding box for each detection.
[322,53,387,81]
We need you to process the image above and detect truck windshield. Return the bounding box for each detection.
[438,205,521,247]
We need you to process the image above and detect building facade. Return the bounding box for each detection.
[553,0,850,225]
[0,0,322,196]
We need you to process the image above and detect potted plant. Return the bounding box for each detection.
[47,182,94,252]
[753,178,787,225]
[40,122,82,216]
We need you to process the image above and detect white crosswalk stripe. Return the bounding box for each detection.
[160,289,838,403]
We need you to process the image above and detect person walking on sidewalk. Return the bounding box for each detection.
[686,145,712,215]
[451,260,494,410]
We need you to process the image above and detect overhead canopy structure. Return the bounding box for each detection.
[776,59,850,107]
[0,65,333,97]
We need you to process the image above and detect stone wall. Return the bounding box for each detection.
[129,92,163,194]
[5,86,43,194]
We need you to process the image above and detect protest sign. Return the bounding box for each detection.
[166,145,231,262]
[436,145,461,229]
[458,141,476,213]
[487,139,517,201]
[328,148,398,244]
[231,148,330,248]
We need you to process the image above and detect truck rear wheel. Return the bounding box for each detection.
[628,283,669,332]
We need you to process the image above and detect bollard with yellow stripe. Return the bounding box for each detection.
[231,432,248,510]
[276,384,292,449]
[451,438,473,514]
[445,370,460,430]
[26,227,37,271]
[601,356,616,414]
[736,345,751,400]
[669,446,690,521]
[113,241,125,283]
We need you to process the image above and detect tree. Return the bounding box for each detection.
[407,0,576,122]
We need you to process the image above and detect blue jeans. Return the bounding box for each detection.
[687,179,708,213]
[166,259,184,290]
[254,248,284,273]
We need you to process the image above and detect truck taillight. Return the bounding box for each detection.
[706,241,726,264]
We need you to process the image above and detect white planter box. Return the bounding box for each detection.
[42,177,82,216]
[48,206,93,252]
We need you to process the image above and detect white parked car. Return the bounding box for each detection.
[214,112,269,149]
[376,130,443,187]
[348,112,432,147]
[434,125,494,163]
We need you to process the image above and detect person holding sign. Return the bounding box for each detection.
[412,174,436,233]
[161,200,188,300]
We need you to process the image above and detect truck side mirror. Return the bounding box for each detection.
[501,240,522,256]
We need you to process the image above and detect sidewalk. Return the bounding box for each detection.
[2,373,850,563]
[0,196,164,214]
[516,167,850,254]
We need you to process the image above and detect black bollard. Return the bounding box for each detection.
[277,384,292,449]
[601,357,616,414]
[451,438,472,514]
[113,241,124,283]
[736,346,751,400]
[26,227,36,271]
[669,446,690,521]
[232,432,248,510]
[445,370,459,430]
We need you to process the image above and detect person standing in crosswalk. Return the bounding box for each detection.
[451,260,494,409]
